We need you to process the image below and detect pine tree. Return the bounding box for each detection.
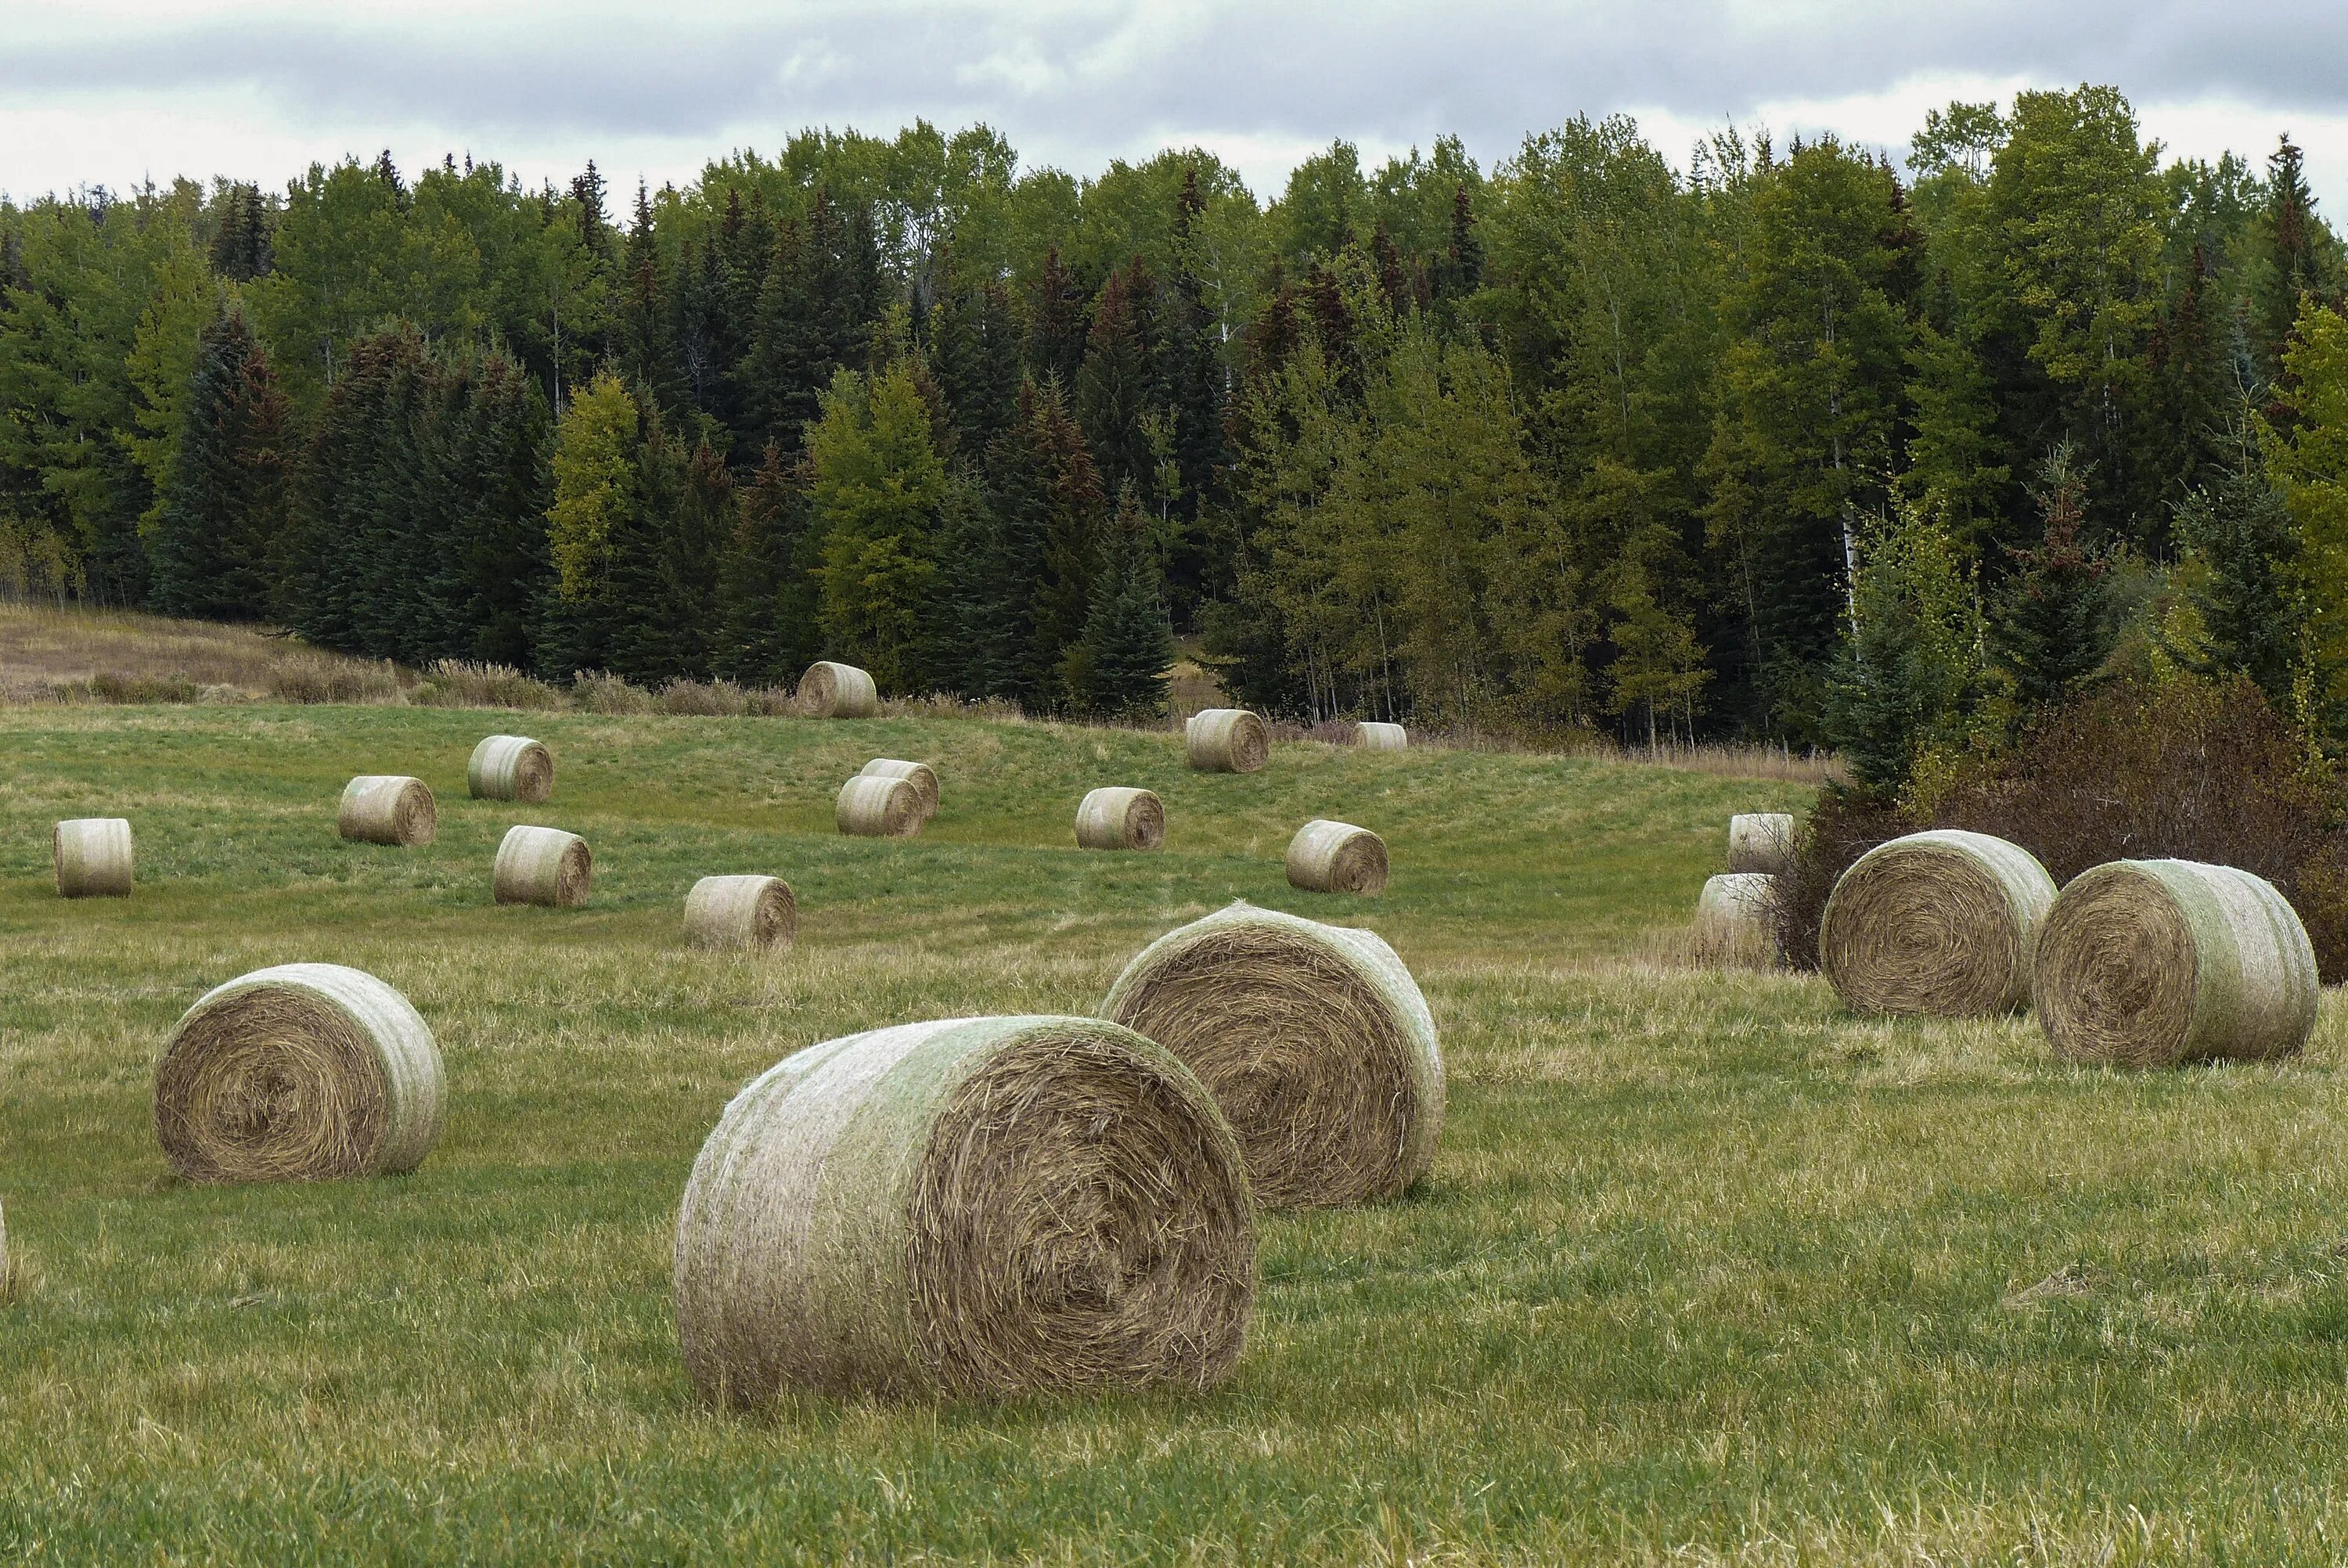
[2173,432,2303,709]
[2252,135,2325,387]
[931,272,1021,462]
[207,183,272,282]
[1822,508,1982,796]
[1994,444,2112,712]
[149,307,294,621]
[715,441,815,683]
[1024,246,1089,390]
[1069,486,1175,717]
[1429,183,1484,304]
[1072,257,1162,502]
[618,182,686,412]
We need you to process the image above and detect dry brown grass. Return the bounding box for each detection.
[0,602,404,703]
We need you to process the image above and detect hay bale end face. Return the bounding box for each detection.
[799,661,880,718]
[1355,721,1407,751]
[1185,708,1269,773]
[494,825,591,906]
[2034,858,2320,1067]
[1076,787,1165,851]
[1695,872,1780,964]
[1102,902,1443,1210]
[1820,829,2055,1016]
[468,735,553,803]
[686,875,797,951]
[52,818,133,897]
[837,775,924,837]
[1727,812,1795,876]
[674,1014,1255,1405]
[154,962,445,1184]
[338,775,437,847]
[1285,819,1388,894]
[859,758,938,819]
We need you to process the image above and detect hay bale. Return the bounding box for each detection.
[337,775,437,847]
[1694,872,1780,964]
[1285,819,1388,894]
[1820,829,2056,1016]
[52,818,133,898]
[1101,901,1443,1209]
[1727,812,1795,875]
[1185,708,1269,773]
[468,735,553,803]
[1075,786,1165,851]
[673,1014,1255,1404]
[686,875,797,951]
[154,962,445,1184]
[837,775,923,838]
[1355,721,1407,751]
[494,824,591,906]
[799,660,880,718]
[859,758,939,819]
[2033,859,2320,1067]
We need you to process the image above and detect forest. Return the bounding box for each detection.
[5,85,2347,788]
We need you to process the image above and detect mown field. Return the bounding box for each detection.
[5,699,2348,1564]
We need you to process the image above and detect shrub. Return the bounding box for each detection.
[413,660,565,711]
[571,671,654,714]
[268,655,405,705]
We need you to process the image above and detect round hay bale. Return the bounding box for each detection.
[1075,786,1165,851]
[337,775,437,847]
[1695,872,1780,963]
[859,758,938,819]
[468,735,553,803]
[1101,901,1443,1209]
[1285,819,1388,894]
[52,818,133,898]
[799,660,880,718]
[1727,812,1795,876]
[494,824,591,907]
[1820,829,2056,1016]
[1355,721,1407,751]
[686,874,798,951]
[154,962,445,1184]
[674,1014,1255,1405]
[2033,859,2320,1067]
[837,775,923,838]
[1185,708,1269,773]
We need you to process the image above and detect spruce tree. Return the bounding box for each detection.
[149,307,293,621]
[715,441,816,684]
[2173,433,2303,708]
[931,273,1021,462]
[1070,486,1175,717]
[1994,444,2112,712]
[1024,246,1089,390]
[1072,257,1162,503]
[2252,135,2325,387]
[661,439,731,677]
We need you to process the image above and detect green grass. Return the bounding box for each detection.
[4,702,2347,1564]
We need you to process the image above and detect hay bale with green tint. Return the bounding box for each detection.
[837,775,923,838]
[1820,829,2055,1016]
[1727,812,1794,876]
[1185,708,1269,773]
[1076,787,1165,851]
[2034,859,2320,1067]
[673,1014,1255,1405]
[799,660,880,718]
[338,775,437,847]
[52,818,132,898]
[468,735,552,803]
[1285,819,1388,894]
[686,875,797,951]
[494,825,591,906]
[154,963,445,1184]
[859,758,938,819]
[1694,872,1780,965]
[1355,721,1407,751]
[1102,902,1443,1210]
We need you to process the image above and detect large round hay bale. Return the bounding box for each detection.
[837,775,923,838]
[2033,859,2320,1067]
[799,660,880,718]
[494,825,591,907]
[337,775,437,847]
[674,1014,1255,1405]
[1101,902,1443,1209]
[1075,786,1165,851]
[52,818,133,898]
[1820,829,2055,1016]
[1727,812,1795,876]
[1285,818,1388,894]
[468,735,553,803]
[1355,721,1407,751]
[686,874,797,951]
[1185,708,1269,773]
[154,962,444,1184]
[859,758,938,819]
[1695,872,1780,963]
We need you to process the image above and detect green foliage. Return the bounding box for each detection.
[1069,487,1175,717]
[1993,444,2112,710]
[148,307,293,621]
[806,363,946,690]
[1824,505,1983,794]
[2172,433,2303,709]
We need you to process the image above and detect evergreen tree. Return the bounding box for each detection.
[1994,444,2112,711]
[2251,135,2328,387]
[1024,245,1089,390]
[715,441,816,683]
[149,307,293,620]
[1069,486,1175,717]
[2173,432,2303,709]
[931,272,1021,461]
[207,182,272,282]
[1822,507,1982,795]
[1073,256,1163,502]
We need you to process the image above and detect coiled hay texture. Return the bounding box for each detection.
[1285,819,1389,894]
[1076,787,1165,851]
[1694,872,1781,965]
[155,963,444,1184]
[1185,708,1269,773]
[837,775,924,838]
[1101,902,1443,1210]
[52,818,133,897]
[2034,858,2319,1067]
[799,660,880,718]
[1355,721,1408,751]
[468,735,553,803]
[674,1014,1255,1405]
[1820,829,2055,1016]
[1727,812,1795,875]
[686,875,798,952]
[338,775,437,847]
[859,758,939,819]
[494,825,591,906]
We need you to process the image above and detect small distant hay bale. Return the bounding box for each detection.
[337,775,437,847]
[468,735,553,803]
[1185,708,1269,773]
[154,962,445,1184]
[859,758,938,819]
[1285,819,1388,894]
[686,875,797,952]
[53,818,133,898]
[1076,786,1165,851]
[2033,859,2320,1067]
[673,1014,1255,1404]
[494,825,591,907]
[1355,721,1407,751]
[1694,872,1780,965]
[1727,812,1795,875]
[799,660,880,718]
[1820,829,2056,1016]
[837,775,923,838]
[1101,901,1443,1210]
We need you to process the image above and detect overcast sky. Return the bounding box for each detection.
[7,0,2348,211]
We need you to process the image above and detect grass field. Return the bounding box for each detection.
[5,699,2348,1564]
